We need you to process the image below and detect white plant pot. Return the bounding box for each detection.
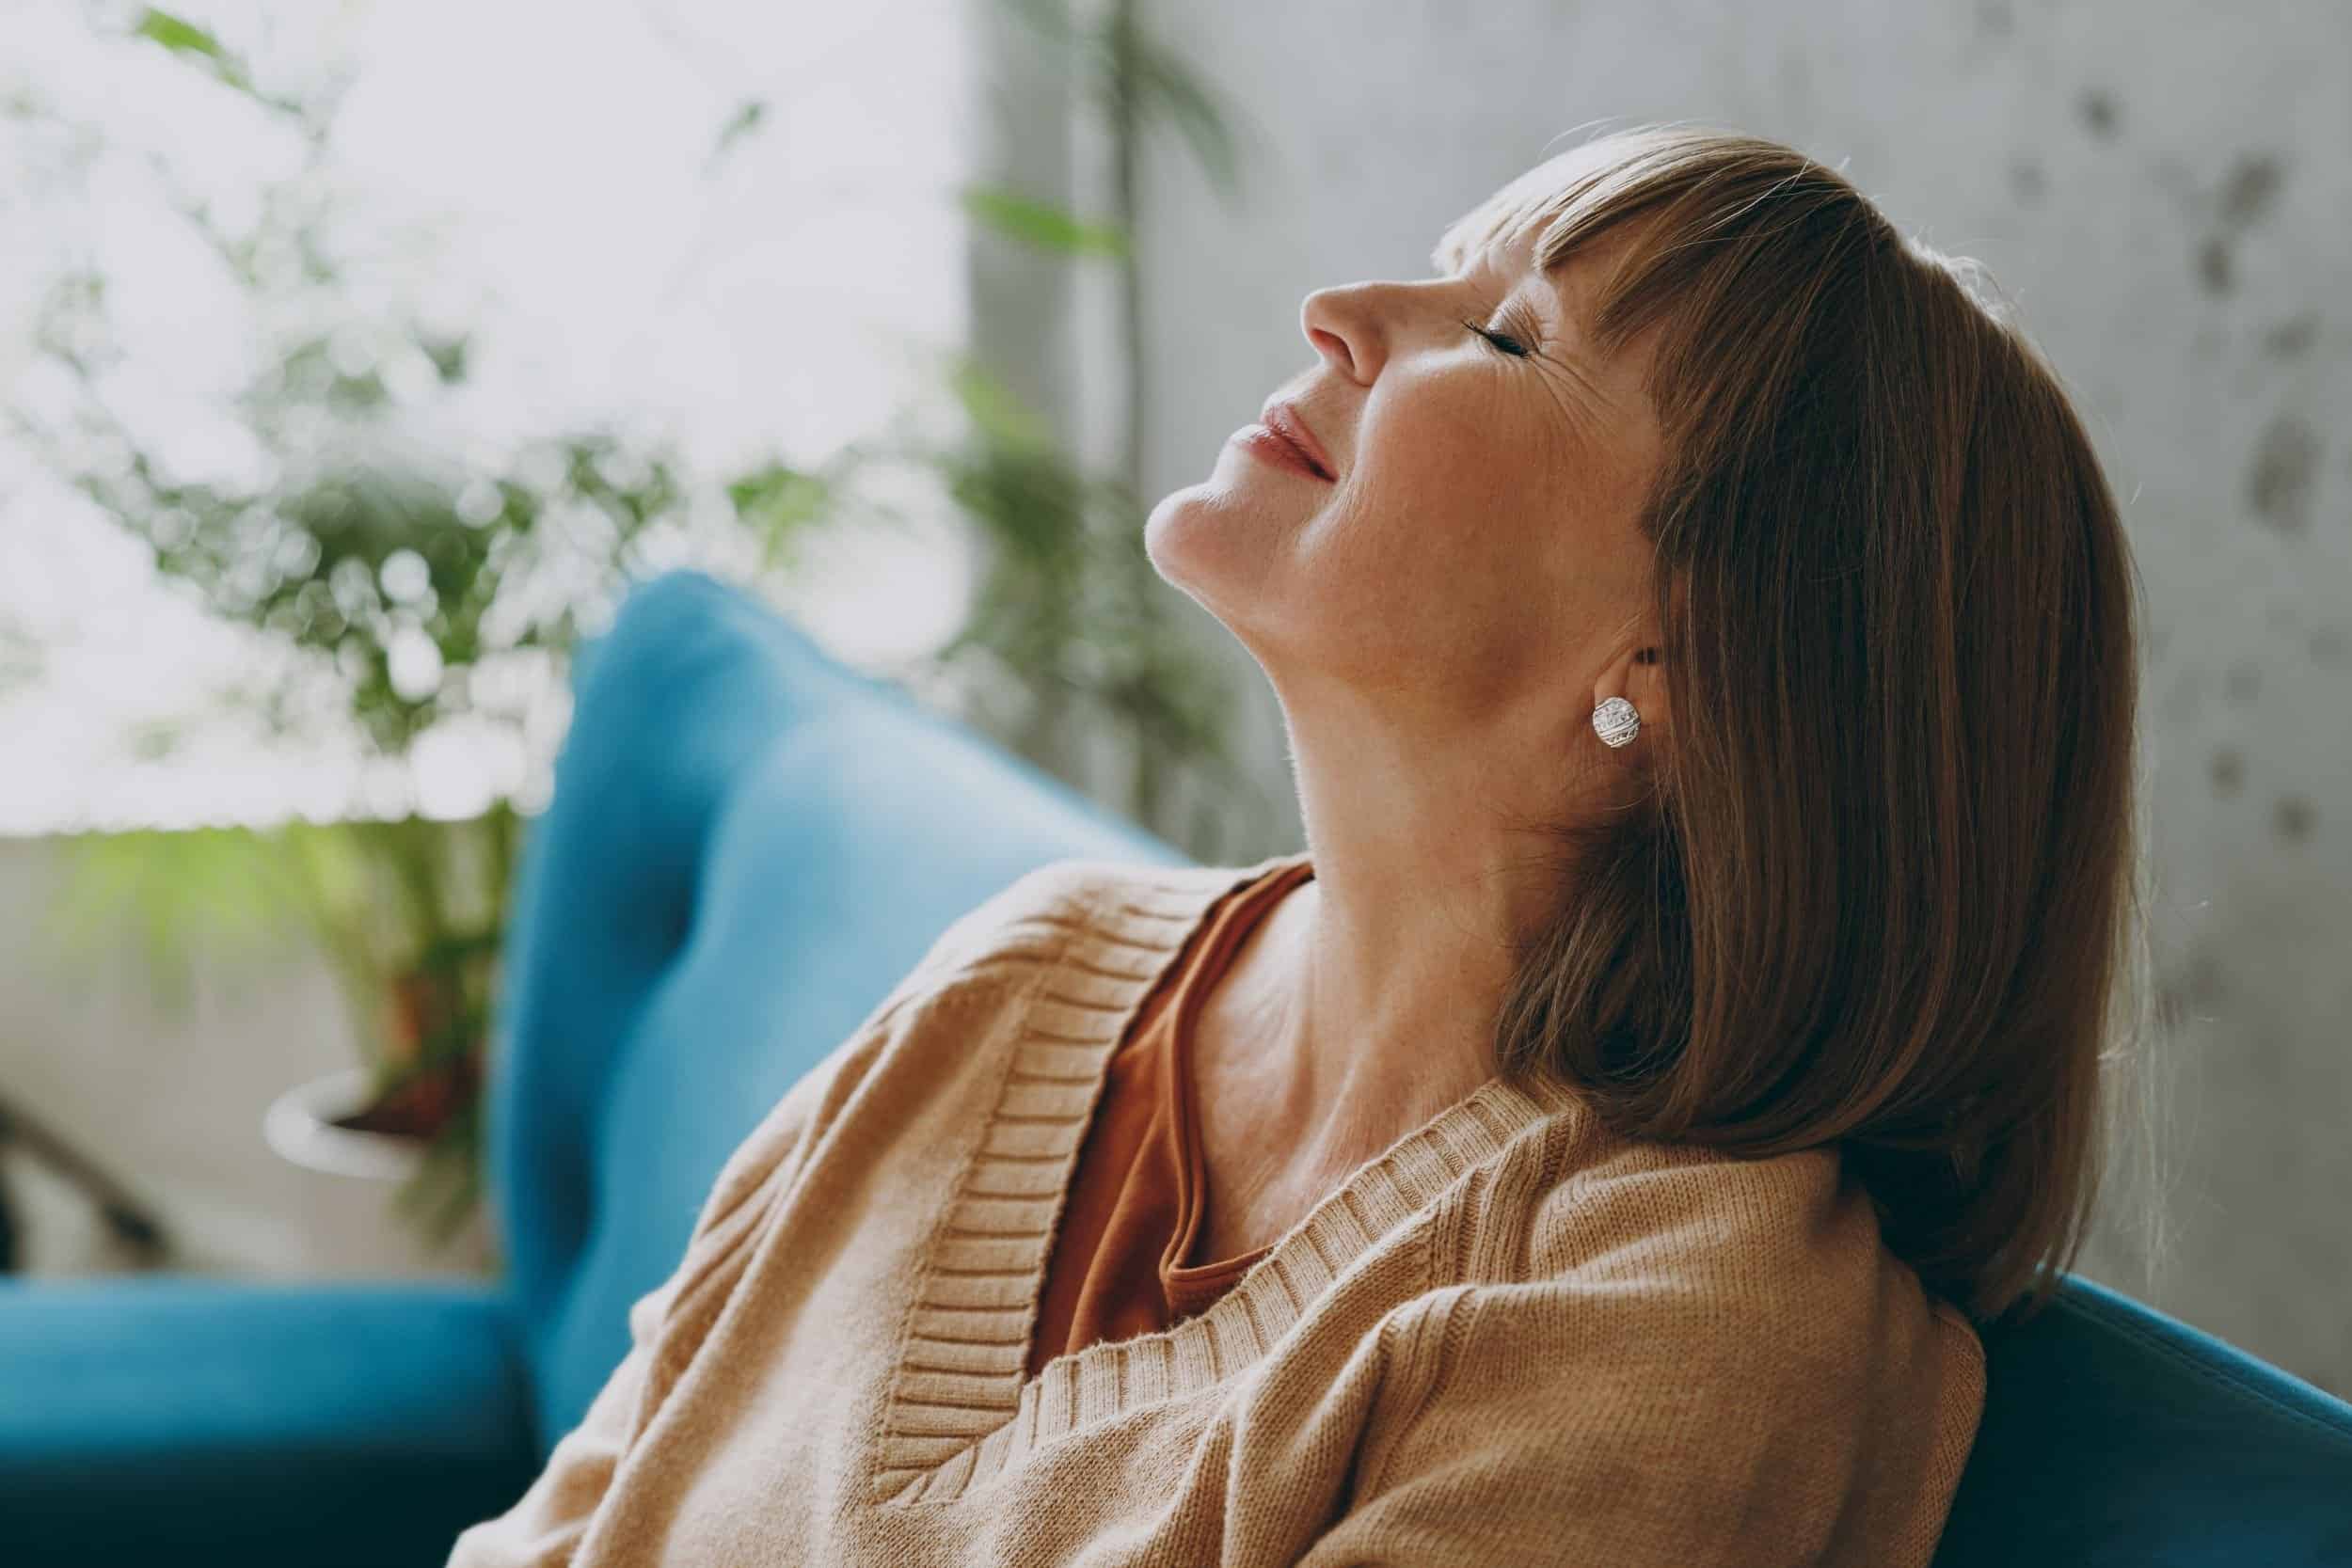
[261,1065,498,1277]
[262,1065,427,1180]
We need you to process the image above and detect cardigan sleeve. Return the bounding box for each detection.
[443,1039,850,1568]
[1289,1164,1986,1568]
[443,1261,684,1567]
[444,867,1070,1565]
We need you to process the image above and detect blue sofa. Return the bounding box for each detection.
[3,569,2345,1565]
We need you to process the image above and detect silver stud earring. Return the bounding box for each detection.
[1592,695,1641,748]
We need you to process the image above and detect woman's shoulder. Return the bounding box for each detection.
[1339,1129,1986,1568]
[1516,1121,1984,1383]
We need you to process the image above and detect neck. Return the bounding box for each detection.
[1212,835,1574,1194]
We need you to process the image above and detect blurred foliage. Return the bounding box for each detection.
[959,184,1131,259]
[54,808,513,1244]
[707,98,768,167]
[11,0,1253,1256]
[51,822,312,1007]
[128,6,297,116]
[0,618,40,697]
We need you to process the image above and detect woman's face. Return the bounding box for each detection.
[1146,210,1669,741]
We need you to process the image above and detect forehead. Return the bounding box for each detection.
[1434,215,1537,279]
[1439,214,1628,309]
[1432,140,1623,270]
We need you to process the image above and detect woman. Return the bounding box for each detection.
[450,122,2152,1567]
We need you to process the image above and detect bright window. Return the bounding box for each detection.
[0,0,976,833]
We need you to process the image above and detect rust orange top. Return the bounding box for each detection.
[1025,854,1318,1378]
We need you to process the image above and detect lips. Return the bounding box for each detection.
[1258,400,1335,480]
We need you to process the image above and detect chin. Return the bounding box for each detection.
[1145,453,1317,630]
[1141,484,1227,595]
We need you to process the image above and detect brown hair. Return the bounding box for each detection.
[1458,123,2167,1325]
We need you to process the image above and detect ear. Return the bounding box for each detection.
[1595,641,1668,751]
[1629,643,1669,730]
[1617,570,1680,747]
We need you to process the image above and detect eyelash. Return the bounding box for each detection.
[1464,316,1535,359]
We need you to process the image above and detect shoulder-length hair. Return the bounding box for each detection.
[1460,122,2165,1325]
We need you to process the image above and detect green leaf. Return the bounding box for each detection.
[726,462,833,568]
[958,183,1129,259]
[418,332,469,384]
[47,826,316,1005]
[989,0,1083,50]
[133,7,254,93]
[946,357,1054,453]
[1112,35,1245,200]
[709,99,768,166]
[130,6,308,117]
[134,8,228,61]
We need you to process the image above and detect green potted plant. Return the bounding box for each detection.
[12,2,1258,1259]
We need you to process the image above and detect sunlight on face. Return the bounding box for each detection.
[1145,207,1666,734]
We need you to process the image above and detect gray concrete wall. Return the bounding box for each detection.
[1118,0,2351,1394]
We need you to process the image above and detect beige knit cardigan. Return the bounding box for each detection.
[448,850,1985,1566]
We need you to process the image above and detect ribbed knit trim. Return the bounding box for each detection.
[866,850,1585,1508]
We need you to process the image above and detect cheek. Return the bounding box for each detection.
[1362,379,1542,525]
[1290,481,1552,688]
[1316,404,1616,674]
[1326,388,1550,592]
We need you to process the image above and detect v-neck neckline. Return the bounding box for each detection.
[1165,853,1316,1277]
[865,850,1586,1509]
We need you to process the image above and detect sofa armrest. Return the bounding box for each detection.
[0,1275,541,1567]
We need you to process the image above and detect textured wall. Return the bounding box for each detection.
[1124,0,2351,1392]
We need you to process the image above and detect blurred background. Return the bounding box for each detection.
[1,0,2344,1407]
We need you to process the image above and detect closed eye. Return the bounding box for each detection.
[1464,318,1534,360]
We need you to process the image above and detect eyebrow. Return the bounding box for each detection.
[1491,252,1566,346]
[1432,233,1582,361]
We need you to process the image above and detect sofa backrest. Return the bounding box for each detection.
[487,570,1186,1449]
[1933,1272,2352,1566]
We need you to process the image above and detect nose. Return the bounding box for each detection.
[1301,283,1386,386]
